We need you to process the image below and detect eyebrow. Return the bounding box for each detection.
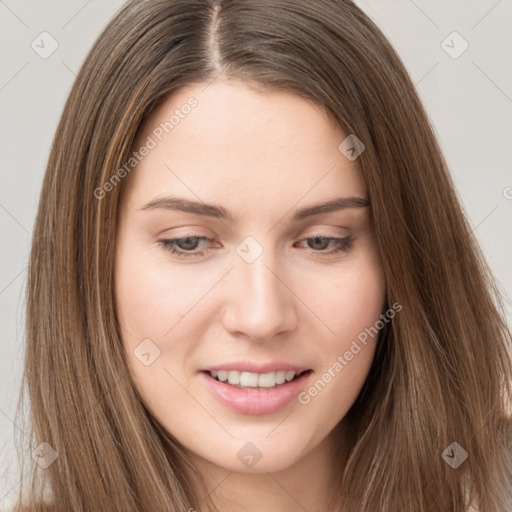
[140,195,369,222]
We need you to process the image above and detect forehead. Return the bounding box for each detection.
[123,80,367,210]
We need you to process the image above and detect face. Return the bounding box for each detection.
[114,80,386,475]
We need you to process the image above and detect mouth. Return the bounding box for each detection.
[204,369,313,389]
[199,367,313,415]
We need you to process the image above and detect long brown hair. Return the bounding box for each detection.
[13,0,512,510]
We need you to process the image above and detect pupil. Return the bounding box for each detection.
[310,237,327,250]
[180,237,198,250]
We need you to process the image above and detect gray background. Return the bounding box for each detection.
[1,0,511,507]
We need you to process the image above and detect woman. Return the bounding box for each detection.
[13,0,512,510]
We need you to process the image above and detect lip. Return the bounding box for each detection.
[199,369,313,415]
[203,361,310,373]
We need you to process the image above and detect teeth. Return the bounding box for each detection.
[257,372,277,388]
[227,370,240,385]
[285,370,296,382]
[240,371,259,387]
[210,369,305,388]
[275,370,286,384]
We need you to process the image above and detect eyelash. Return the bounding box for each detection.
[157,234,354,259]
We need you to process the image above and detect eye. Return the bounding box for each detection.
[295,235,354,255]
[158,234,354,259]
[158,236,212,258]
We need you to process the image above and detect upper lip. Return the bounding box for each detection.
[202,361,311,373]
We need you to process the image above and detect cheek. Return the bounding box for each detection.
[297,272,386,420]
[114,247,208,338]
[114,246,198,418]
[310,253,386,348]
[334,269,386,340]
[305,245,386,391]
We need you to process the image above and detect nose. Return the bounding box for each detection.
[222,246,298,343]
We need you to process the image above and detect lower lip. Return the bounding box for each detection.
[199,371,312,415]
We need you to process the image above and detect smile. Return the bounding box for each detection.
[209,369,310,389]
[200,368,313,415]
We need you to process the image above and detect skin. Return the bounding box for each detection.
[114,80,387,511]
